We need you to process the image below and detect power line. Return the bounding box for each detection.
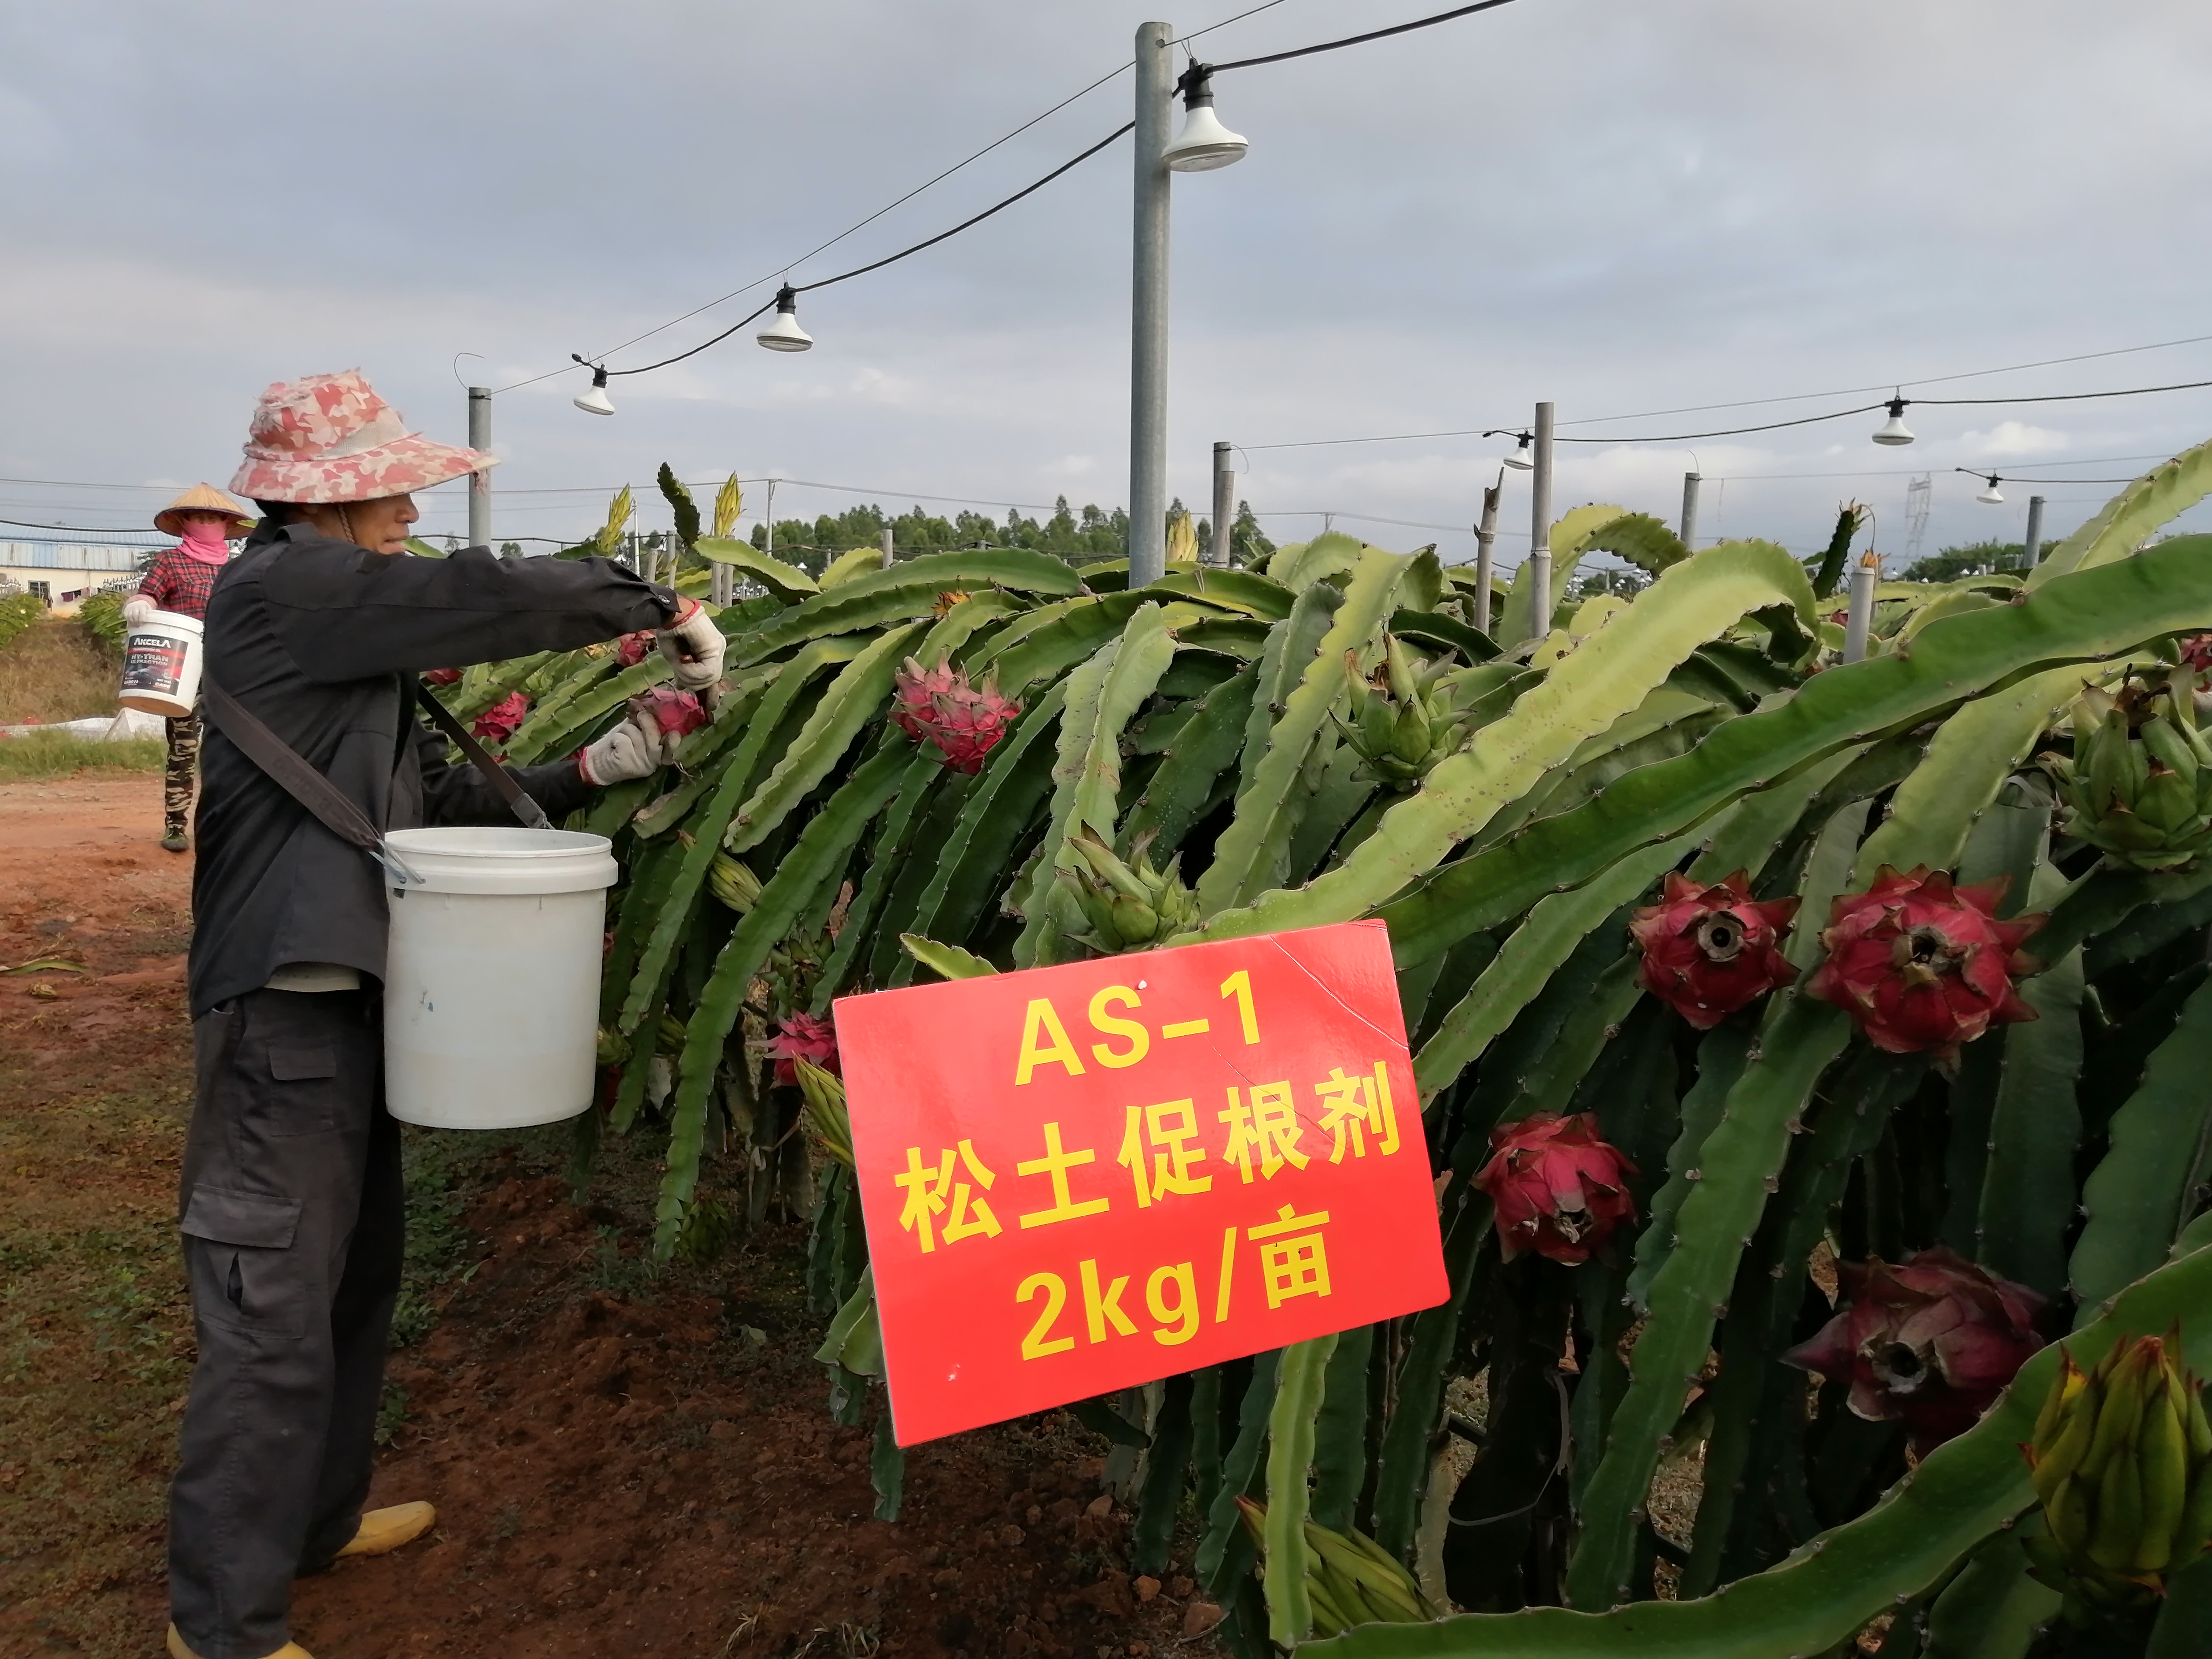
[1177,0,1295,46]
[1207,0,1522,73]
[1243,334,2212,452]
[586,123,1136,379]
[567,0,1528,386]
[1553,332,2212,429]
[1552,376,2212,445]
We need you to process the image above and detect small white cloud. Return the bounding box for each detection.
[1958,421,2069,459]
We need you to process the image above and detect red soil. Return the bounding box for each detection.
[0,776,1222,1659]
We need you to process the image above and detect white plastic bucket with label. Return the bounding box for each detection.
[117,611,203,718]
[381,826,619,1129]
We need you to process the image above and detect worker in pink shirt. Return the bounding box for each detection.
[126,484,254,850]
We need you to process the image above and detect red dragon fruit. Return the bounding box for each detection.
[1783,1246,2045,1452]
[889,656,1022,774]
[421,667,463,687]
[629,685,709,741]
[1474,1113,1639,1265]
[471,692,529,745]
[1628,870,1800,1029]
[761,1011,839,1088]
[1805,865,2042,1059]
[615,629,657,668]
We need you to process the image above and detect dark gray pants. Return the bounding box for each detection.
[169,987,403,1659]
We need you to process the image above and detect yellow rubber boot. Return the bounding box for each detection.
[334,1501,437,1558]
[167,1626,313,1659]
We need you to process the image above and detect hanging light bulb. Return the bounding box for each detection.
[1502,433,1535,471]
[1871,396,1915,446]
[1976,474,2005,505]
[756,285,814,352]
[1163,67,1249,172]
[573,365,615,417]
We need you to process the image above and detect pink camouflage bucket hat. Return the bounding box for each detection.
[229,369,497,504]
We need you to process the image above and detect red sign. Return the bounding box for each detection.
[833,920,1448,1445]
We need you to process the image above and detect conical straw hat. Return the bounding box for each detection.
[155,483,255,539]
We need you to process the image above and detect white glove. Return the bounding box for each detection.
[122,596,157,628]
[577,710,674,786]
[658,599,726,694]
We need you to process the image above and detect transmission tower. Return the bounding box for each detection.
[1902,474,1932,569]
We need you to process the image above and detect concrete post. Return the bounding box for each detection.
[2023,494,2047,567]
[1843,550,1879,663]
[1679,471,1701,552]
[1127,21,1175,588]
[1472,474,1502,635]
[881,526,895,570]
[764,479,776,558]
[467,386,492,549]
[1209,442,1235,567]
[1527,401,1555,635]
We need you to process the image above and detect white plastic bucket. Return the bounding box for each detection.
[118,611,203,717]
[381,826,619,1130]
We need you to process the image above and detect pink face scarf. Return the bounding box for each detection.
[178,518,232,564]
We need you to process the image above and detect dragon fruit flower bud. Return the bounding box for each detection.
[1628,870,1800,1029]
[889,656,1022,774]
[1474,1112,1639,1265]
[1804,865,2043,1060]
[1783,1245,2044,1454]
[760,1010,839,1088]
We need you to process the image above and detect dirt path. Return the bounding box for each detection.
[0,776,1217,1659]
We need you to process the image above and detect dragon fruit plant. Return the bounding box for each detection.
[503,450,2212,1652]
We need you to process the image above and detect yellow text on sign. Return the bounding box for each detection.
[1013,969,1265,1085]
[1013,1203,1335,1361]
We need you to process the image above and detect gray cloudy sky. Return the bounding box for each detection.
[5,0,2211,566]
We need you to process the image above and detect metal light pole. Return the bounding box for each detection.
[1679,471,1701,552]
[2023,494,2047,567]
[1209,441,1235,567]
[1527,401,1555,635]
[1128,21,1175,588]
[1472,474,1502,635]
[467,386,492,549]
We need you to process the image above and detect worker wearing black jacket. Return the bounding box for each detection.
[167,371,726,1659]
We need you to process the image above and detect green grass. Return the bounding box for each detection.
[0,730,164,779]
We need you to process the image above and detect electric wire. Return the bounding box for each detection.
[1206,0,1522,73]
[560,0,1524,386]
[585,122,1135,378]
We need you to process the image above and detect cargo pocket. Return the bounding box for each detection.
[255,1044,341,1137]
[180,1186,307,1337]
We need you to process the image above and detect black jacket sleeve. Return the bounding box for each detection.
[410,722,596,828]
[260,533,679,683]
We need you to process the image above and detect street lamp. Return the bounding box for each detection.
[1499,432,1535,471]
[1871,396,1915,446]
[756,286,815,352]
[1129,25,1257,586]
[1958,469,2005,505]
[573,365,615,416]
[1162,67,1249,171]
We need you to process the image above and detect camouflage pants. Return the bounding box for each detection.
[165,712,200,837]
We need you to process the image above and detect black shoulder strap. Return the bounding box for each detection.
[414,687,553,831]
[200,677,390,855]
